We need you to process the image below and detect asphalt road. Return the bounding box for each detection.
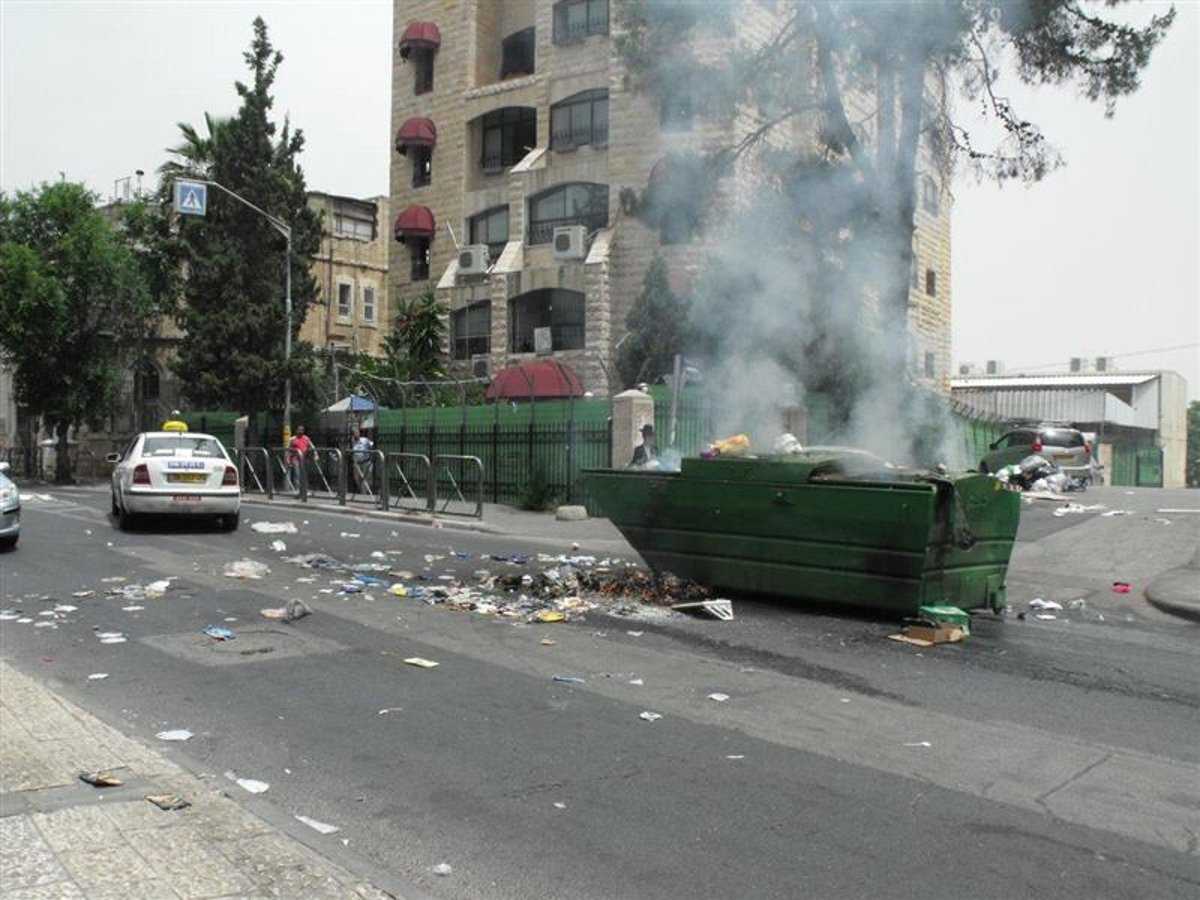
[1,487,1197,899]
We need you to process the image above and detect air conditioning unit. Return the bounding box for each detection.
[470,354,490,378]
[458,244,490,276]
[957,363,978,376]
[985,359,1004,375]
[1069,357,1091,373]
[1094,356,1112,372]
[552,224,587,260]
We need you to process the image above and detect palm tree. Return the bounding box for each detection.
[160,113,231,180]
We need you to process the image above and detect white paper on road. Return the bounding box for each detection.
[294,814,340,834]
[225,771,270,793]
[156,729,193,741]
[87,673,109,680]
[708,693,730,702]
[270,540,287,552]
[639,711,663,722]
[1028,598,1063,611]
[223,559,270,579]
[250,521,298,534]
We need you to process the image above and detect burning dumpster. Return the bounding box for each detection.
[585,450,1020,615]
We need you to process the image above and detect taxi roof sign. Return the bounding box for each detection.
[174,181,207,217]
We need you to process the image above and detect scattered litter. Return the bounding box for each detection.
[294,814,340,834]
[889,621,964,646]
[707,693,730,702]
[270,540,287,552]
[354,574,389,586]
[1035,614,1057,621]
[535,610,566,623]
[38,610,57,617]
[54,604,78,613]
[87,673,108,680]
[671,599,734,620]
[203,625,236,641]
[1112,581,1131,593]
[626,631,644,637]
[155,729,193,742]
[404,657,439,669]
[903,741,932,748]
[388,584,409,597]
[145,579,172,597]
[224,772,269,793]
[340,532,361,539]
[250,521,298,534]
[629,678,644,686]
[34,621,58,629]
[553,675,585,684]
[79,771,123,787]
[284,553,345,570]
[1028,598,1063,611]
[223,559,270,579]
[71,590,94,598]
[100,576,126,583]
[0,609,21,620]
[377,707,403,715]
[1053,503,1105,517]
[553,801,567,809]
[96,631,126,644]
[725,755,745,760]
[371,550,387,558]
[260,599,311,622]
[1101,510,1131,517]
[639,711,663,722]
[839,698,851,703]
[16,617,33,624]
[145,793,190,811]
[433,863,453,877]
[1067,599,1087,610]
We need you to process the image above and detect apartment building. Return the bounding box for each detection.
[302,192,392,358]
[388,0,953,392]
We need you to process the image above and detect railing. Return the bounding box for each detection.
[347,448,385,508]
[234,447,271,497]
[432,455,484,519]
[381,452,433,514]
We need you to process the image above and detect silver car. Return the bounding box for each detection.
[0,461,19,548]
[109,432,240,531]
[979,424,1093,481]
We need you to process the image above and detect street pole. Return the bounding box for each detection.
[173,177,293,444]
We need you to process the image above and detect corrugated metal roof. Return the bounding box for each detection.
[950,373,1159,390]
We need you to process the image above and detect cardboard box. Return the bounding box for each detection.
[888,623,965,647]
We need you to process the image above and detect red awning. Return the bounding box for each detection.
[485,361,585,403]
[394,205,436,240]
[395,118,437,152]
[399,21,441,57]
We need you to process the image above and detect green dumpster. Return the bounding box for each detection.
[584,451,1020,616]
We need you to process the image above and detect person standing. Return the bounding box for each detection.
[350,426,374,495]
[287,424,313,490]
[629,423,657,468]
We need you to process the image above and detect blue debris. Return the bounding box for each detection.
[203,625,236,641]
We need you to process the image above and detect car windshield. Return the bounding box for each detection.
[1041,429,1085,448]
[142,436,224,458]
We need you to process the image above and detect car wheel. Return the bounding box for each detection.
[117,506,137,531]
[0,535,16,550]
[111,490,119,516]
[220,512,240,532]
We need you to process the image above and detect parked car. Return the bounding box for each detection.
[0,461,19,548]
[109,432,240,531]
[979,424,1093,481]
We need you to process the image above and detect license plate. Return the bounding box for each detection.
[172,495,202,502]
[1054,453,1074,462]
[169,473,206,483]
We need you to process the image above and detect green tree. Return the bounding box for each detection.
[1186,400,1200,488]
[389,289,447,384]
[617,255,690,388]
[617,0,1173,457]
[0,182,157,482]
[163,18,321,417]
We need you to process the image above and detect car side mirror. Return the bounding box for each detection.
[106,453,120,463]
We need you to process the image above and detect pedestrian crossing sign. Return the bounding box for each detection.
[174,181,207,217]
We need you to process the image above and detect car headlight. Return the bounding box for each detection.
[0,485,16,504]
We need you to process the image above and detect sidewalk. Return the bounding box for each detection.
[1145,547,1200,623]
[0,660,415,899]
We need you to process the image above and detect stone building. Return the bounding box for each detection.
[387,0,954,393]
[301,192,392,359]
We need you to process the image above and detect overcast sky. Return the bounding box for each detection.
[2,0,1195,399]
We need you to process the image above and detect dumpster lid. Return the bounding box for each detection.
[679,448,895,484]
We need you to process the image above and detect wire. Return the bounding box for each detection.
[998,343,1199,374]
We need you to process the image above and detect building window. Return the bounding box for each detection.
[411,146,432,187]
[551,89,608,151]
[333,213,375,241]
[410,238,431,281]
[508,289,585,353]
[921,175,940,216]
[468,206,509,262]
[553,0,609,44]
[362,286,377,323]
[910,254,920,290]
[500,27,535,79]
[527,182,608,245]
[481,107,537,172]
[924,351,936,378]
[925,268,937,296]
[451,301,492,360]
[411,48,434,94]
[337,282,353,320]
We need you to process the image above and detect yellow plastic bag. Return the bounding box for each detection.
[710,433,751,457]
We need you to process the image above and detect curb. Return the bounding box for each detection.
[1144,548,1200,624]
[239,495,502,534]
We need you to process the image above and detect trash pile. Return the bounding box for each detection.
[992,455,1087,494]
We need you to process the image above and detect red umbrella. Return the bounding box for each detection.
[485,361,584,402]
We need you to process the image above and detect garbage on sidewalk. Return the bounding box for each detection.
[260,599,312,622]
[671,599,734,620]
[1112,581,1132,594]
[639,711,663,722]
[79,771,123,787]
[225,771,269,794]
[250,521,298,534]
[1029,598,1063,611]
[294,814,340,834]
[993,455,1088,495]
[404,657,439,669]
[203,625,236,641]
[889,608,967,647]
[155,729,193,741]
[146,793,191,811]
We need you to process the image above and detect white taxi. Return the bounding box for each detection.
[109,432,240,530]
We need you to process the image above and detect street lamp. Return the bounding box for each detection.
[171,178,293,443]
